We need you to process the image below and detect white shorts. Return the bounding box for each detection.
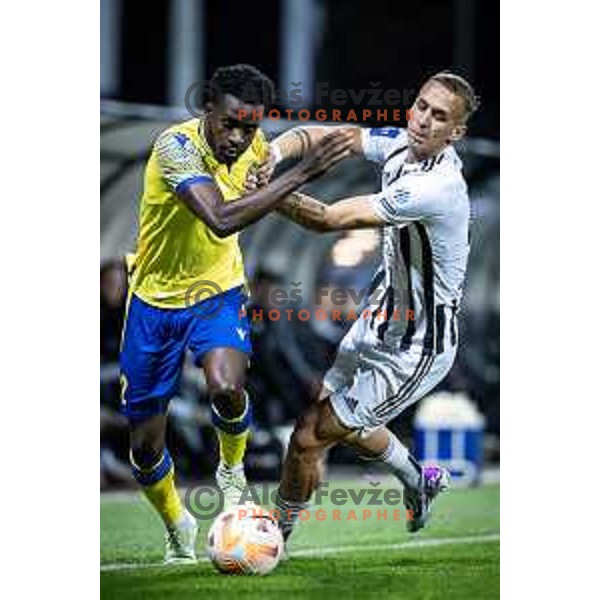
[324,337,456,432]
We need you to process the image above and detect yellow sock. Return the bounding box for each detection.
[131,449,184,526]
[216,429,249,467]
[143,466,184,526]
[212,393,252,467]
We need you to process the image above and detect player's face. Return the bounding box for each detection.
[206,93,262,165]
[407,81,467,159]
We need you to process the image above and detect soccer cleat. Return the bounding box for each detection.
[216,462,248,508]
[164,510,198,565]
[404,465,450,533]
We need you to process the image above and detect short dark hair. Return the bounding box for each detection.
[427,72,480,122]
[208,64,275,109]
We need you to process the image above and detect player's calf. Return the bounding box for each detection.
[349,428,449,533]
[129,439,197,562]
[276,398,350,542]
[351,428,423,491]
[210,385,252,506]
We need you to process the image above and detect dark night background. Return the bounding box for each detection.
[105,0,498,137]
[101,0,499,486]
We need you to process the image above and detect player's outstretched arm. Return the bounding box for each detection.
[278,192,385,232]
[178,132,353,237]
[271,126,364,162]
[280,174,449,232]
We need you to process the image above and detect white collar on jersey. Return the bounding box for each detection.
[406,144,462,174]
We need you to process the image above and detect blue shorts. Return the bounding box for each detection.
[119,286,251,422]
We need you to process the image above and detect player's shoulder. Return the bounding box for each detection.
[421,170,467,207]
[403,154,467,215]
[365,126,405,139]
[428,147,467,194]
[153,119,205,164]
[161,117,198,135]
[361,127,408,163]
[364,126,408,147]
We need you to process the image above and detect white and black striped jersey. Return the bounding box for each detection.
[362,127,471,356]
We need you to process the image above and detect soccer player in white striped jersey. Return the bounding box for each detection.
[266,72,479,543]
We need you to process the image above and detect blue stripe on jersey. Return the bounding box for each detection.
[176,174,213,194]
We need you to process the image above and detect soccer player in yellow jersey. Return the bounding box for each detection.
[119,64,352,563]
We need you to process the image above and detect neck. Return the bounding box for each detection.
[201,120,234,168]
[405,147,421,164]
[201,120,216,155]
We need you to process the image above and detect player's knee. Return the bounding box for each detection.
[209,381,246,420]
[130,440,164,470]
[290,422,323,455]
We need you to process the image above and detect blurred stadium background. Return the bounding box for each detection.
[100,0,499,489]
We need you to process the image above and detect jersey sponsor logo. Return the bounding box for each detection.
[344,395,359,414]
[370,127,401,138]
[379,188,411,217]
[392,188,411,205]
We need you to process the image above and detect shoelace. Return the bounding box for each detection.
[165,527,184,550]
[221,469,246,492]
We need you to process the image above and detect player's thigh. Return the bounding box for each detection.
[202,347,248,391]
[119,295,187,421]
[329,349,436,432]
[292,395,354,451]
[187,285,251,371]
[386,349,457,415]
[321,332,362,399]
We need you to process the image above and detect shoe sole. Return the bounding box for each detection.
[164,556,197,566]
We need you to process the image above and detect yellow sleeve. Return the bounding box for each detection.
[154,129,213,193]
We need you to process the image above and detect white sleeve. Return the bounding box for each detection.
[372,176,451,224]
[361,127,407,164]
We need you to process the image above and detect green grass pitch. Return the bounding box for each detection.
[101,481,499,600]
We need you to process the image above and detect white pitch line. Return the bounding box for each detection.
[100,532,499,572]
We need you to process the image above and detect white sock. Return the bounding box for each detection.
[376,433,423,492]
[274,491,309,542]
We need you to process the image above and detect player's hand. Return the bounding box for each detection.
[298,130,353,181]
[243,165,260,194]
[256,149,276,186]
[244,151,276,194]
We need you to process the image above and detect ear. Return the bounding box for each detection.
[448,124,467,143]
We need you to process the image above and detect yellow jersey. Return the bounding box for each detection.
[128,117,270,308]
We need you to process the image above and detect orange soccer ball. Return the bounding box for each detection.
[206,506,284,575]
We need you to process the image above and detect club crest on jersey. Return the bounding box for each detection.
[174,132,189,147]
